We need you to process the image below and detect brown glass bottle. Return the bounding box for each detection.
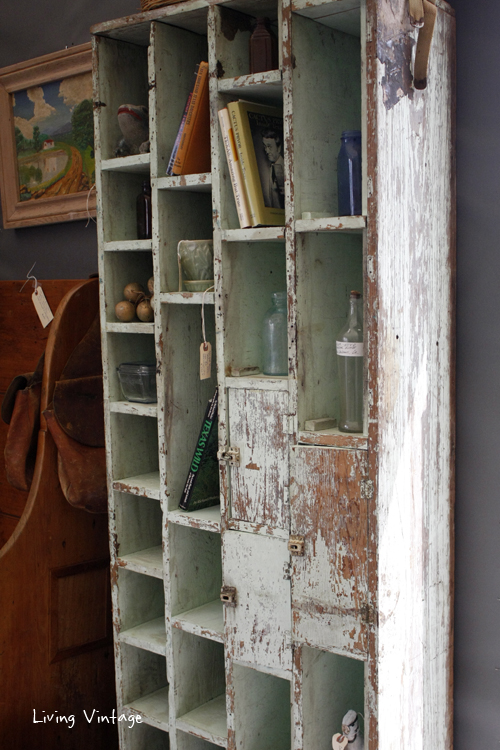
[136,181,152,240]
[249,17,279,74]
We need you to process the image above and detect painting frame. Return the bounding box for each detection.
[0,43,96,229]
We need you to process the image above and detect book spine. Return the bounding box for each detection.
[166,92,192,175]
[218,108,252,229]
[178,388,218,511]
[166,64,199,176]
[172,61,208,175]
[227,103,259,226]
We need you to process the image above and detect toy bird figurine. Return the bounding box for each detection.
[332,710,364,750]
[115,104,149,157]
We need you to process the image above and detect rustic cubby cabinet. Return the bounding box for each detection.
[92,0,455,748]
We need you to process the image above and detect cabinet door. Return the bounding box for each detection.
[227,388,290,531]
[290,446,369,656]
[223,530,292,674]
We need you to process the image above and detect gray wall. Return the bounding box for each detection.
[0,0,139,279]
[1,0,499,746]
[453,0,500,745]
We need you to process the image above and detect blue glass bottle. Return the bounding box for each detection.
[337,130,362,216]
[262,292,288,376]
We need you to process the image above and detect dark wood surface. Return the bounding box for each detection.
[0,279,118,748]
[0,280,80,541]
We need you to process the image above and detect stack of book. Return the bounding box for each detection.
[218,101,285,228]
[167,61,211,176]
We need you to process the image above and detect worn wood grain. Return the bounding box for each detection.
[291,446,369,656]
[223,531,292,674]
[228,387,290,529]
[370,2,455,748]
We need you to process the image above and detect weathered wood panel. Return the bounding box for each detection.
[228,388,290,530]
[371,1,456,748]
[291,445,369,656]
[223,530,292,674]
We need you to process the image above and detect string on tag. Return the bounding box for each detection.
[201,284,215,347]
[20,262,54,327]
[85,184,96,227]
[200,285,214,380]
[19,262,38,293]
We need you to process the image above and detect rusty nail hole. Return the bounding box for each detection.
[396,335,399,340]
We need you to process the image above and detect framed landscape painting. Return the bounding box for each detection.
[0,43,96,229]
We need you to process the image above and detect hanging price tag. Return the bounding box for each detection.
[332,734,348,750]
[32,286,54,328]
[200,342,212,380]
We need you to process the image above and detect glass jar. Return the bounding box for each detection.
[136,180,152,239]
[336,290,363,432]
[262,291,288,376]
[337,130,362,216]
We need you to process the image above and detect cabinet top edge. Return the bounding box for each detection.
[91,0,209,37]
[91,0,454,38]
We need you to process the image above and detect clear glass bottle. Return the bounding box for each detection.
[262,291,288,376]
[337,130,362,216]
[336,290,363,433]
[136,180,152,239]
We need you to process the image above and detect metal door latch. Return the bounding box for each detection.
[220,586,237,607]
[360,603,376,625]
[217,447,240,466]
[288,535,305,556]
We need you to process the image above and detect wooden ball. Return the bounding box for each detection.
[123,282,144,302]
[136,299,154,322]
[115,300,136,322]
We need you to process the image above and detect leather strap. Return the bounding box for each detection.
[409,0,425,27]
[413,0,437,90]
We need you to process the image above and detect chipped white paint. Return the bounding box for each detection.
[223,531,292,674]
[291,446,369,656]
[373,2,455,748]
[93,0,454,747]
[227,387,290,529]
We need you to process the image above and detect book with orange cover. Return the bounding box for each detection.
[172,61,210,175]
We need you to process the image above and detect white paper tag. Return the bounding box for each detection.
[336,341,363,357]
[332,733,348,750]
[32,286,54,328]
[200,342,212,380]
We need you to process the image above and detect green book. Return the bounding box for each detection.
[178,388,219,511]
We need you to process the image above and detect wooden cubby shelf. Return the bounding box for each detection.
[117,544,163,578]
[118,616,167,656]
[101,153,151,174]
[93,0,455,746]
[112,472,161,500]
[176,694,228,748]
[168,506,222,533]
[124,685,170,731]
[172,599,224,643]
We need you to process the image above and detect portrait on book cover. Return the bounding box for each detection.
[247,111,285,210]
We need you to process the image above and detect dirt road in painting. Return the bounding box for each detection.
[42,146,84,197]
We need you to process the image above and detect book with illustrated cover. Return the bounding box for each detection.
[178,388,220,512]
[227,100,285,227]
[218,107,252,229]
[172,61,210,176]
